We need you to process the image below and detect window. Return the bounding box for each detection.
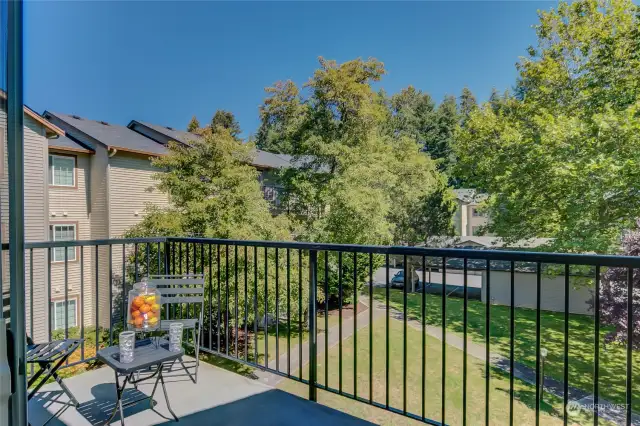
[50,224,76,262]
[472,208,484,217]
[49,154,75,187]
[50,299,77,330]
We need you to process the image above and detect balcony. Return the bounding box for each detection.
[5,237,640,425]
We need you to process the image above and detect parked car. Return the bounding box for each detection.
[390,270,419,288]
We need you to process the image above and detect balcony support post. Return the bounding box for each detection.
[308,250,318,401]
[7,0,28,424]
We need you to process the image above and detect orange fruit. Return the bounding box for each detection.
[145,311,155,319]
[151,303,160,312]
[133,296,145,308]
[134,317,144,327]
[139,304,151,314]
[131,310,142,318]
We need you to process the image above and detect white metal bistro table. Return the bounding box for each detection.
[96,338,183,425]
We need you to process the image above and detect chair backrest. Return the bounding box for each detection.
[147,274,205,320]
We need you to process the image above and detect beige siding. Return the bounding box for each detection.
[48,151,93,328]
[90,145,111,329]
[108,153,169,238]
[107,153,169,327]
[0,110,49,341]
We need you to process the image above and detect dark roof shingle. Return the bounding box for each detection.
[46,112,168,156]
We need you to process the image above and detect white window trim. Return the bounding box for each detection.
[50,298,78,330]
[50,223,77,262]
[49,154,76,187]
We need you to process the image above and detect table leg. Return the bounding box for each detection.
[159,370,179,422]
[104,371,130,426]
[149,364,163,409]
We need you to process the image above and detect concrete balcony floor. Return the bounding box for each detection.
[28,356,374,426]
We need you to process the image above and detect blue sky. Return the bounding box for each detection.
[24,1,555,137]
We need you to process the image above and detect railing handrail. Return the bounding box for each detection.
[10,235,640,268]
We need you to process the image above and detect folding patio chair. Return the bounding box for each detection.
[148,274,205,383]
[6,329,82,424]
[26,338,83,407]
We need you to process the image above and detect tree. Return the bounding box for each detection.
[258,57,456,301]
[459,87,477,122]
[454,0,640,254]
[124,129,298,333]
[596,220,640,349]
[256,80,306,154]
[187,115,200,132]
[211,110,241,138]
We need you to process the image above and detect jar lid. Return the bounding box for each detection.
[133,277,156,290]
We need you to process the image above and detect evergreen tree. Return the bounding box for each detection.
[459,87,477,122]
[211,110,241,138]
[187,115,200,132]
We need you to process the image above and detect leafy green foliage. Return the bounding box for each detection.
[211,110,242,138]
[455,0,640,254]
[256,57,456,301]
[187,115,200,132]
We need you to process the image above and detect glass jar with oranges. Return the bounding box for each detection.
[126,278,161,331]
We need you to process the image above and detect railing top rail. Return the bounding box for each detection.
[11,235,640,268]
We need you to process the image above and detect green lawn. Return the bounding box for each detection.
[373,287,640,409]
[279,317,599,425]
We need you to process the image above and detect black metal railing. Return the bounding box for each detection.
[14,236,640,425]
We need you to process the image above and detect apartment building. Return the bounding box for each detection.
[34,111,296,335]
[0,96,66,341]
[453,188,490,237]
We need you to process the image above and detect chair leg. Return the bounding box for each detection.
[194,327,201,384]
[52,371,80,407]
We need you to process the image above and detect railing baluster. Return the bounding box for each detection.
[421,255,426,421]
[80,246,85,361]
[325,251,329,387]
[254,246,258,363]
[338,250,343,394]
[485,259,491,426]
[308,249,318,401]
[463,257,468,425]
[442,256,447,425]
[626,267,633,426]
[217,245,221,352]
[134,243,139,282]
[563,264,569,425]
[157,242,161,274]
[385,253,390,409]
[264,246,268,367]
[145,242,150,277]
[47,247,52,342]
[64,247,69,352]
[209,244,213,351]
[509,260,515,426]
[275,247,279,371]
[226,244,230,356]
[29,249,33,351]
[244,246,248,362]
[122,244,126,327]
[594,265,600,426]
[403,254,407,415]
[535,262,542,425]
[108,244,113,347]
[298,249,303,379]
[287,248,291,377]
[369,252,374,405]
[354,253,358,399]
[95,245,99,352]
[235,245,239,357]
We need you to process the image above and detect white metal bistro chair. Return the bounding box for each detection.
[148,274,205,383]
